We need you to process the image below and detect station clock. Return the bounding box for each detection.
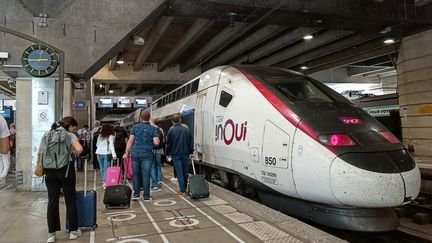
[21,44,58,77]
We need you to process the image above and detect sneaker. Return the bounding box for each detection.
[69,229,82,240]
[143,197,153,203]
[131,195,140,201]
[176,192,186,196]
[47,233,57,243]
[151,187,161,192]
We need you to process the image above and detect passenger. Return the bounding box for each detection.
[150,118,165,191]
[95,124,117,188]
[113,123,129,163]
[41,117,83,242]
[166,113,194,196]
[123,110,159,202]
[90,121,101,170]
[0,116,9,186]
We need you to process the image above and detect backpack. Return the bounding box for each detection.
[153,127,165,150]
[114,129,127,152]
[42,129,71,169]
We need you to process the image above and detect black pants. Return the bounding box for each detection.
[45,164,78,233]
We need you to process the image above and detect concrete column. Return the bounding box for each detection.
[62,78,73,118]
[15,78,32,191]
[397,29,432,165]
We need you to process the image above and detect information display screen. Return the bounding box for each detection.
[0,108,11,118]
[74,102,86,109]
[135,98,147,108]
[99,98,113,108]
[118,97,132,108]
[3,100,15,111]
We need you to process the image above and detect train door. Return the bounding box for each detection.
[194,91,206,161]
[262,120,298,195]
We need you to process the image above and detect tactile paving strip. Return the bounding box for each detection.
[239,221,302,243]
[223,212,254,224]
[210,205,237,214]
[202,195,228,206]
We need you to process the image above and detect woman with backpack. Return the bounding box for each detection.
[41,117,83,243]
[96,124,117,188]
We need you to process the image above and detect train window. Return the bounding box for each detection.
[157,99,162,107]
[181,86,186,98]
[186,84,192,95]
[191,79,199,93]
[219,90,233,107]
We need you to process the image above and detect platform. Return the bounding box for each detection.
[0,166,343,243]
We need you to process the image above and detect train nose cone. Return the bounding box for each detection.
[329,150,420,207]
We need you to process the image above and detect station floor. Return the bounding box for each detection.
[0,165,344,243]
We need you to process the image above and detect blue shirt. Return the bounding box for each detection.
[166,123,194,157]
[131,122,158,156]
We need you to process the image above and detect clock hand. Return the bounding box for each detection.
[28,59,49,61]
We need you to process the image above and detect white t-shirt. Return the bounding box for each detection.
[0,116,10,138]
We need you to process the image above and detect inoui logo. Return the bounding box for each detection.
[215,119,247,145]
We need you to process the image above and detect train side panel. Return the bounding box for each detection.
[212,67,299,196]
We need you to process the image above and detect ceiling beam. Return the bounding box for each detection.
[168,0,431,31]
[134,84,148,95]
[158,19,214,72]
[93,79,185,85]
[120,84,130,95]
[304,40,397,74]
[202,25,291,70]
[108,55,117,71]
[232,27,319,65]
[180,22,249,72]
[133,17,174,72]
[260,30,353,66]
[281,32,382,69]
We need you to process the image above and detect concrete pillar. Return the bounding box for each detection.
[15,78,32,191]
[62,79,73,118]
[15,77,56,192]
[397,29,432,165]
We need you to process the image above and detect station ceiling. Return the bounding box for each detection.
[91,0,432,96]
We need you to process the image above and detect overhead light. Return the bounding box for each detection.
[384,38,395,44]
[99,84,103,88]
[108,90,114,94]
[133,35,145,45]
[116,59,125,64]
[300,65,308,70]
[303,34,313,40]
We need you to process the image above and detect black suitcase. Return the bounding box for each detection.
[187,160,210,199]
[103,185,132,208]
[103,164,132,208]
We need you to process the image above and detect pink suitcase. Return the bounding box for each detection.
[105,160,123,186]
[123,155,133,180]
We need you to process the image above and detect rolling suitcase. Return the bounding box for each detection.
[67,158,97,231]
[187,159,210,199]
[105,159,123,186]
[103,184,132,208]
[104,164,132,208]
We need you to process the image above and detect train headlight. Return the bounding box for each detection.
[318,134,356,146]
[379,131,400,144]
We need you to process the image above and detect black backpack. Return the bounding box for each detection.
[153,127,165,150]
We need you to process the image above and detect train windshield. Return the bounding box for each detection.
[237,66,348,103]
[269,77,335,102]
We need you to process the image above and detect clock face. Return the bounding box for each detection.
[21,44,58,77]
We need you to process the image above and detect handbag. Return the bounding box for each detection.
[34,143,45,177]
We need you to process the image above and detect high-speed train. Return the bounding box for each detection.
[121,66,421,231]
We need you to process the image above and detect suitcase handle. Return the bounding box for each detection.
[191,159,197,175]
[84,158,87,197]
